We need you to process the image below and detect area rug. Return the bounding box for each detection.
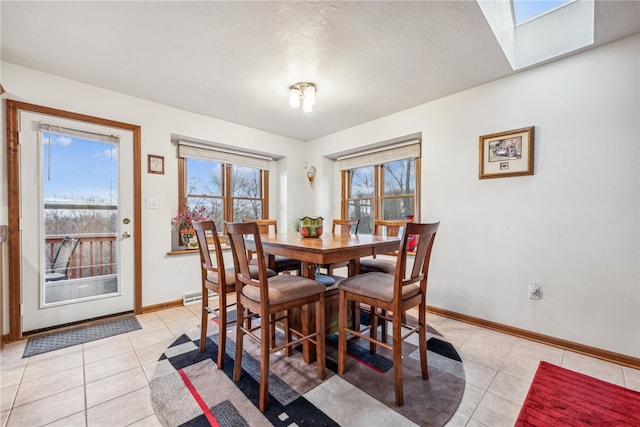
[22,315,141,358]
[515,361,640,426]
[150,311,465,426]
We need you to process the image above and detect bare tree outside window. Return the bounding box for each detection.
[345,157,418,233]
[184,158,265,233]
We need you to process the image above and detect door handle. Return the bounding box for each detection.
[122,231,131,239]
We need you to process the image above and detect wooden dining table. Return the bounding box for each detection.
[245,232,401,362]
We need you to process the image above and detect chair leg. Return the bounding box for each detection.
[370,306,378,354]
[315,297,326,380]
[380,308,388,344]
[233,300,245,383]
[284,310,293,357]
[392,314,404,406]
[200,293,208,353]
[418,303,429,380]
[217,292,227,369]
[337,290,347,375]
[259,312,271,412]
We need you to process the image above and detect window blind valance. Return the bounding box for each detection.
[39,122,120,144]
[337,139,421,171]
[178,141,272,171]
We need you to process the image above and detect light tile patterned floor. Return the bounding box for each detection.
[1,304,639,427]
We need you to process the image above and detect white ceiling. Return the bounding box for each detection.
[2,1,639,141]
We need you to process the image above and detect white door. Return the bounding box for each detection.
[20,111,135,332]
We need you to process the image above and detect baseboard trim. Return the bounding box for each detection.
[427,305,640,369]
[141,299,184,313]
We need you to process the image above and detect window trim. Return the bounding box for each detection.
[341,156,420,228]
[177,156,270,237]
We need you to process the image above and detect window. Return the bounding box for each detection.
[512,0,571,25]
[340,141,420,234]
[178,142,270,234]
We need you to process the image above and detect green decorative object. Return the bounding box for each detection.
[180,229,199,250]
[298,216,324,238]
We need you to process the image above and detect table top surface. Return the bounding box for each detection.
[258,233,399,249]
[246,233,400,264]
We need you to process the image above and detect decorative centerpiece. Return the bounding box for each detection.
[296,216,324,238]
[171,205,208,249]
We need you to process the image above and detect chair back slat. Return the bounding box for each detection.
[242,218,277,235]
[332,218,360,235]
[394,222,439,298]
[373,219,406,238]
[226,221,267,293]
[193,220,224,284]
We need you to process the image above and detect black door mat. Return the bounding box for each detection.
[23,315,142,358]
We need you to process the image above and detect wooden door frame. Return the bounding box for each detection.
[5,100,142,342]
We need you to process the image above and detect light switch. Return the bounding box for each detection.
[145,198,158,209]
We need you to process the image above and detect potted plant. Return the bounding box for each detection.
[171,205,208,249]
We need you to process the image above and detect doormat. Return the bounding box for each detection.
[23,315,141,358]
[515,361,640,426]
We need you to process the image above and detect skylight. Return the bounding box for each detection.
[477,0,594,70]
[512,0,572,25]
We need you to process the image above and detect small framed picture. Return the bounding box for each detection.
[147,154,165,175]
[479,126,534,179]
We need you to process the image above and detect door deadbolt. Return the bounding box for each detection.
[122,218,131,224]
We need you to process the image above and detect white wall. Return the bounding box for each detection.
[310,35,640,358]
[0,62,309,312]
[2,35,638,358]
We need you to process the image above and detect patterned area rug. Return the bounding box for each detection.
[150,311,465,426]
[515,361,640,426]
[23,315,141,358]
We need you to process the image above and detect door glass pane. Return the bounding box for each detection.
[42,132,119,305]
[383,159,414,195]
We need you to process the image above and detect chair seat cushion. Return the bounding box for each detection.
[208,265,276,288]
[358,258,396,274]
[338,272,420,303]
[242,274,325,305]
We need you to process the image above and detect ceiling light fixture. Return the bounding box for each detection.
[289,82,316,112]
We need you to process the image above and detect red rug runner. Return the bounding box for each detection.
[515,361,640,426]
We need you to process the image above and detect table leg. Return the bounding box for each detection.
[300,262,316,363]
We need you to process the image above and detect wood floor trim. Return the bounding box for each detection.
[427,305,640,369]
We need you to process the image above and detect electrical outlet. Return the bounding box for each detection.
[528,282,540,300]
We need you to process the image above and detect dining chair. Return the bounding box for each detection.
[45,236,80,281]
[320,218,360,275]
[192,220,276,368]
[242,218,302,275]
[226,221,326,412]
[358,219,407,274]
[337,221,439,406]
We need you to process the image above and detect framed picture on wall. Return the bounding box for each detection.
[479,126,534,179]
[147,154,165,175]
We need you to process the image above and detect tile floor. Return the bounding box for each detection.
[2,304,639,427]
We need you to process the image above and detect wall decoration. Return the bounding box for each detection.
[306,165,316,185]
[148,154,164,175]
[479,126,534,179]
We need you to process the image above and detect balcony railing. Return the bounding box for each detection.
[45,234,117,279]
